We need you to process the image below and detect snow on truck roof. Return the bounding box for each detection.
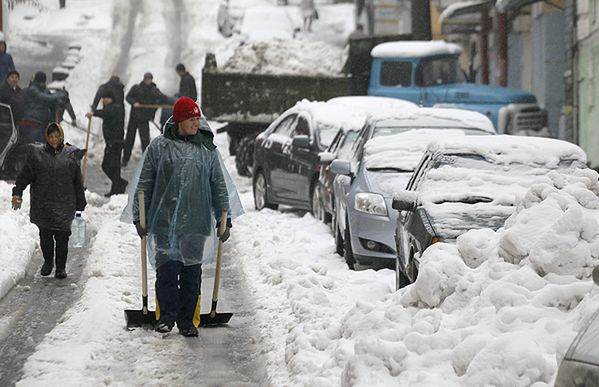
[371,40,463,59]
[428,135,588,166]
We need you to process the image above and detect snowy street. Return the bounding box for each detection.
[1,0,599,386]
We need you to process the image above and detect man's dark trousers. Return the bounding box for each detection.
[122,118,150,164]
[156,260,202,329]
[102,142,126,192]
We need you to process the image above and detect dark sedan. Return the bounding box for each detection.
[392,135,588,290]
[252,100,368,212]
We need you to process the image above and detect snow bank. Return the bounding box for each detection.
[220,38,347,76]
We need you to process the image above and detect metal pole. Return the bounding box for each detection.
[480,8,490,85]
[498,12,508,87]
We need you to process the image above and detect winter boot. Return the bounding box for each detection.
[55,270,67,279]
[40,260,53,276]
[155,320,175,333]
[179,326,198,337]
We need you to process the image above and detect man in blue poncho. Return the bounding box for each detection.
[132,96,232,337]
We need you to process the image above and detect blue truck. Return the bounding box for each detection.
[201,38,547,176]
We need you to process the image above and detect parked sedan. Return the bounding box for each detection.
[555,266,599,386]
[252,100,368,212]
[331,108,496,269]
[392,135,587,289]
[315,96,419,226]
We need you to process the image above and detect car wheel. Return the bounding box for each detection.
[235,135,256,177]
[343,219,356,270]
[311,184,325,222]
[253,171,277,211]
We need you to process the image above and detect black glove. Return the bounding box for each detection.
[216,218,232,242]
[134,222,147,238]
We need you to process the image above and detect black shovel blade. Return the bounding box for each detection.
[125,309,157,329]
[199,312,233,327]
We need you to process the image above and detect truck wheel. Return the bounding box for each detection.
[343,220,356,270]
[235,135,255,177]
[253,171,278,211]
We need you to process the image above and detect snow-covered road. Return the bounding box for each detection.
[2,1,599,386]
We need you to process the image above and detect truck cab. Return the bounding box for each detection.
[367,41,547,134]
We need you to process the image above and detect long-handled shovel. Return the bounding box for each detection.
[125,191,157,328]
[200,209,234,327]
[81,116,92,183]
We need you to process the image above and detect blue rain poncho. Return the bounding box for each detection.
[121,116,243,268]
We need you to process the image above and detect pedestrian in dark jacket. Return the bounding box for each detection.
[122,72,169,166]
[0,35,16,85]
[0,70,25,123]
[132,97,232,337]
[52,87,77,126]
[11,122,87,279]
[175,63,197,101]
[91,75,125,109]
[21,72,65,144]
[86,90,127,197]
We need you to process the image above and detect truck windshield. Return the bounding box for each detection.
[417,56,466,87]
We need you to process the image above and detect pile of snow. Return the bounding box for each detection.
[220,38,347,76]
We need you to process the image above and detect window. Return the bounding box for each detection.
[380,61,412,87]
[292,116,311,137]
[416,56,466,87]
[272,114,297,137]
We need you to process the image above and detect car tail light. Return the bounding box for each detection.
[431,236,442,244]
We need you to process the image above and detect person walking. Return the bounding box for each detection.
[0,70,25,124]
[132,96,233,337]
[175,63,197,101]
[86,90,128,197]
[300,0,317,32]
[21,71,65,144]
[11,122,87,279]
[0,33,16,85]
[122,72,169,167]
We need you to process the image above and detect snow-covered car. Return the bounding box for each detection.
[0,103,20,179]
[330,108,496,270]
[252,100,368,213]
[555,266,599,386]
[392,135,587,289]
[315,96,418,226]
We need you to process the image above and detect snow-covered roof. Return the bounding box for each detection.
[428,135,588,167]
[327,96,419,115]
[368,107,496,134]
[439,1,493,24]
[291,99,369,146]
[364,129,467,171]
[371,41,463,59]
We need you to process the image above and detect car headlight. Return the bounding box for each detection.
[355,193,387,216]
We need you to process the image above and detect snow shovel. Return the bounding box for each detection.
[125,191,157,329]
[200,209,234,327]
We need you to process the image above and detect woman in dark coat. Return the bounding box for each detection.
[11,122,87,279]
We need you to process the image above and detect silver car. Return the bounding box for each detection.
[330,108,496,269]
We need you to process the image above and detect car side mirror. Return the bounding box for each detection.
[330,159,351,176]
[291,135,311,149]
[593,266,599,286]
[392,190,417,212]
[318,151,335,164]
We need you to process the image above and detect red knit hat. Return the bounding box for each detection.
[172,96,201,123]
